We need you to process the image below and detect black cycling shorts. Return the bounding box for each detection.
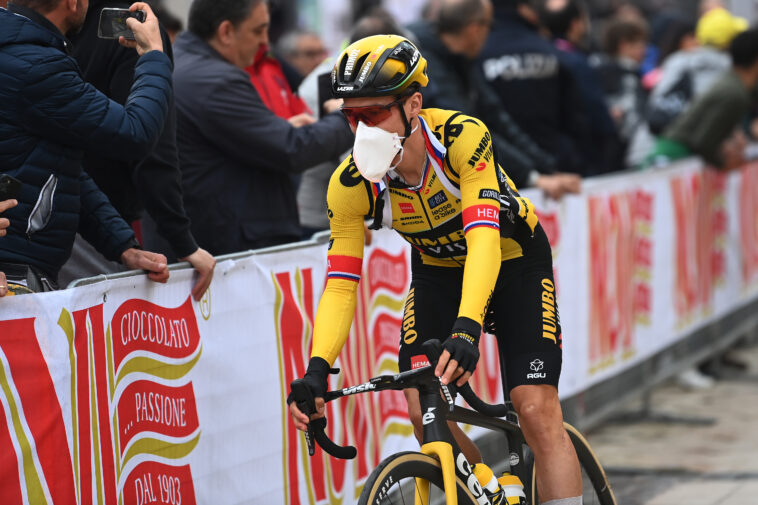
[398,223,562,391]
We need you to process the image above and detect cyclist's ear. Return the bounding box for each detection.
[404,91,423,119]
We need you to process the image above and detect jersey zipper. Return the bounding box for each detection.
[414,156,435,231]
[413,185,465,267]
[414,187,434,231]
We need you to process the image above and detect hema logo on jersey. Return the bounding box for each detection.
[411,355,430,370]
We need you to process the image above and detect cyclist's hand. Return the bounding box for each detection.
[436,317,481,387]
[287,357,331,430]
[289,397,325,431]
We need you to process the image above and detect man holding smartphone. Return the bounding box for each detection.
[59,0,216,301]
[0,1,172,292]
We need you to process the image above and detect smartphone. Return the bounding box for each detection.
[0,174,22,201]
[97,8,146,40]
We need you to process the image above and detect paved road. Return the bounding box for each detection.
[584,339,758,505]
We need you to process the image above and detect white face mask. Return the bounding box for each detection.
[352,121,412,183]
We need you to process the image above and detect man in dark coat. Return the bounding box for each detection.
[409,0,581,198]
[63,0,215,300]
[481,0,593,176]
[173,0,354,254]
[0,0,172,290]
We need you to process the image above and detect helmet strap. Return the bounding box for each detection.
[397,102,414,145]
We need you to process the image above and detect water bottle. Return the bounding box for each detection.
[473,463,501,494]
[497,473,527,505]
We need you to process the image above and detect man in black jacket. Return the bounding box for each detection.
[173,0,354,254]
[409,0,581,198]
[62,0,215,300]
[0,0,171,291]
[481,0,593,176]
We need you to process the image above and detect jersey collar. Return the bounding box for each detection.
[418,115,447,168]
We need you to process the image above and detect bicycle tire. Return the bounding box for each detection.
[358,451,479,505]
[528,423,617,505]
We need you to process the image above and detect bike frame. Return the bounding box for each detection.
[323,365,534,505]
[416,380,491,505]
[306,337,616,505]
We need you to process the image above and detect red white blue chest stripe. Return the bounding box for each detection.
[418,117,500,234]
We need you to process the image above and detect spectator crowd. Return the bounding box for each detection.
[2,0,758,303]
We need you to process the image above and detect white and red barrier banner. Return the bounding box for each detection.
[1,160,758,504]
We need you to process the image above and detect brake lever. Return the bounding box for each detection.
[422,339,458,411]
[290,379,317,456]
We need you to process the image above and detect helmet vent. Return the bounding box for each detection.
[383,71,405,88]
[339,52,370,84]
[352,54,369,81]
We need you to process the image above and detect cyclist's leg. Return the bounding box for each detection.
[493,224,582,502]
[510,385,581,501]
[398,257,482,464]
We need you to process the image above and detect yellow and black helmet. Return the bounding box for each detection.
[331,35,428,99]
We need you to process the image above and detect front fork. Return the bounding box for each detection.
[416,385,490,505]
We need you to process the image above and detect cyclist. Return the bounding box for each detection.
[289,35,583,505]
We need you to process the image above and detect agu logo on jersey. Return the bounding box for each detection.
[527,359,546,379]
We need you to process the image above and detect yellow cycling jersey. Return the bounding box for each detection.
[311,108,539,364]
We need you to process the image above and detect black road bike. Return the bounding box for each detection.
[291,341,617,505]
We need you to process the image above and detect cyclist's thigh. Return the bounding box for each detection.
[398,262,462,373]
[493,224,563,391]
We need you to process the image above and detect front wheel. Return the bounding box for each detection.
[358,451,479,505]
[529,423,617,505]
